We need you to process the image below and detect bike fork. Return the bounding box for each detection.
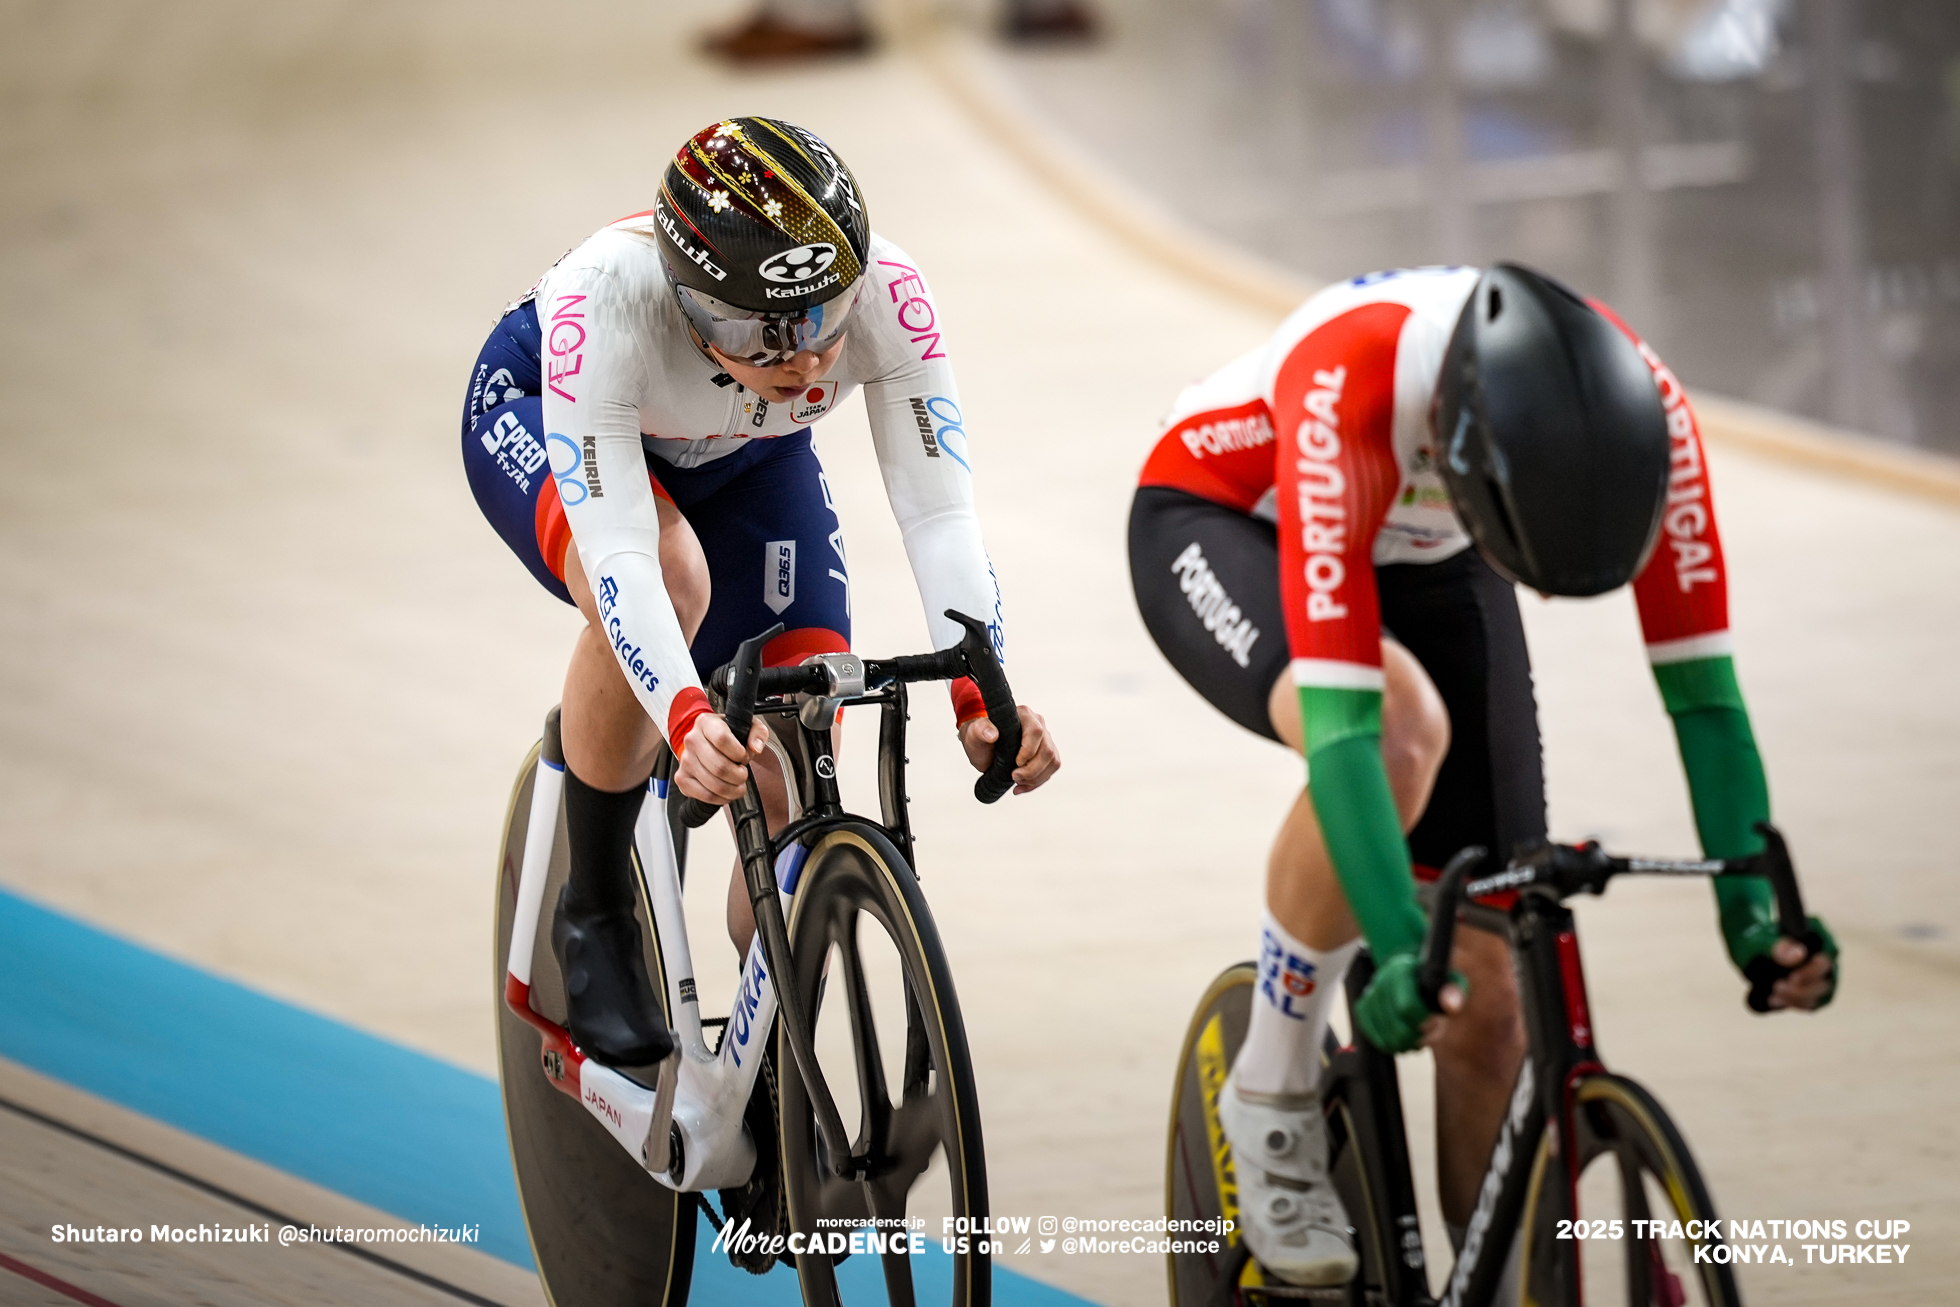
[732,782,859,1181]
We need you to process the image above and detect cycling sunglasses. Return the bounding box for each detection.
[673,277,865,367]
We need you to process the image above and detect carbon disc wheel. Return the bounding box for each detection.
[1165,964,1376,1307]
[1166,963,1254,1307]
[777,823,988,1307]
[493,745,695,1306]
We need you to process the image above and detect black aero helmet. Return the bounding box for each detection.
[1435,263,1671,597]
[655,117,872,364]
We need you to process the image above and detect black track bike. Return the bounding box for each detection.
[1169,827,1826,1307]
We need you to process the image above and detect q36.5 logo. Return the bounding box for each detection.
[758,244,838,284]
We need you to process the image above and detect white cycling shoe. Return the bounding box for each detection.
[1218,1074,1360,1287]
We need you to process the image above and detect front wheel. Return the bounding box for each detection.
[1520,1072,1742,1307]
[778,823,989,1307]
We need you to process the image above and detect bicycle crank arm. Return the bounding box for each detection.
[642,1050,682,1178]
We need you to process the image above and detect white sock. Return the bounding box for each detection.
[1232,913,1359,1098]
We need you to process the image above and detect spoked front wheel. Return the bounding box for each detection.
[1520,1072,1741,1307]
[779,822,989,1307]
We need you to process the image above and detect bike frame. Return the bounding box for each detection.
[1319,890,1604,1307]
[500,677,927,1195]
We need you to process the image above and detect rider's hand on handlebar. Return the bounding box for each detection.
[1766,934,1836,1010]
[959,705,1060,795]
[1354,951,1468,1054]
[1731,914,1839,1012]
[676,713,772,805]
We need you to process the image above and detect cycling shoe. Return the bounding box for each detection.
[1217,1074,1358,1287]
[551,888,674,1067]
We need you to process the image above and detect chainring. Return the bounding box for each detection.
[718,1040,790,1274]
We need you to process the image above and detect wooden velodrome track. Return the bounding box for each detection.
[1,2,1956,1304]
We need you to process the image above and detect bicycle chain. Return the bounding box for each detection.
[718,1043,790,1274]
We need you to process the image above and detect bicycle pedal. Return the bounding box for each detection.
[1237,1257,1358,1305]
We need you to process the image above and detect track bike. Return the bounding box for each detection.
[494,611,1020,1306]
[1168,826,1827,1307]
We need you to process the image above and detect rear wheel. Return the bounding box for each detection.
[1166,965,1375,1307]
[1519,1072,1741,1307]
[778,823,989,1307]
[1165,963,1253,1306]
[493,745,695,1306]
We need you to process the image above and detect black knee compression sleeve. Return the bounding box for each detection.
[562,767,648,916]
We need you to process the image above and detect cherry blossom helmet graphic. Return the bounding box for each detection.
[1434,262,1671,597]
[654,117,872,366]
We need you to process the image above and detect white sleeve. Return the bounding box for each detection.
[858,256,1005,721]
[538,265,711,748]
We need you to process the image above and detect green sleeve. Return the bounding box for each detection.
[1652,654,1776,964]
[1299,686,1427,960]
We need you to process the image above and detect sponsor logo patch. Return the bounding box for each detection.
[877,259,946,361]
[1257,927,1319,1017]
[762,272,840,299]
[546,296,587,402]
[583,1085,623,1128]
[471,364,527,421]
[1179,411,1275,459]
[547,433,587,506]
[787,126,862,218]
[759,244,838,284]
[596,575,659,696]
[728,947,769,1067]
[792,384,837,424]
[1295,366,1350,622]
[580,434,604,499]
[922,396,968,470]
[1636,339,1720,593]
[908,397,940,457]
[655,198,728,282]
[764,540,796,614]
[479,410,547,492]
[1169,543,1261,669]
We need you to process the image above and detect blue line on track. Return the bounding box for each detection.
[0,886,1096,1305]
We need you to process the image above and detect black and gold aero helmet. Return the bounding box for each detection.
[655,117,871,365]
[1435,263,1671,597]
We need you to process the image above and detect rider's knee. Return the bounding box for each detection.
[658,505,710,643]
[1266,642,1448,829]
[1380,642,1449,826]
[1432,936,1526,1081]
[663,549,710,644]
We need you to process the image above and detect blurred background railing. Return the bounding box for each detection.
[989,0,1960,453]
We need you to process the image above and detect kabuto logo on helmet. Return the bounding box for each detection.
[759,244,839,284]
[654,197,727,282]
[786,126,863,216]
